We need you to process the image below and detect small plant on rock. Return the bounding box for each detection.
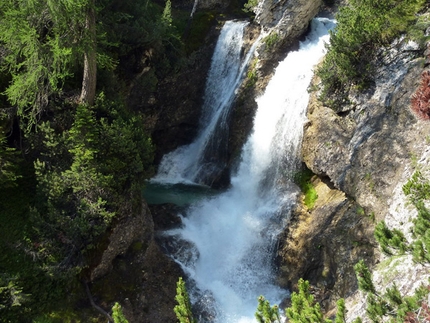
[411,70,430,120]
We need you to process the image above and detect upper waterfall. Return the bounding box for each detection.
[154,20,256,187]
[160,18,336,323]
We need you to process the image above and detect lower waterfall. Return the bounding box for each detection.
[156,18,335,323]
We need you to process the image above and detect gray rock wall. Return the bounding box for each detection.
[279,37,430,318]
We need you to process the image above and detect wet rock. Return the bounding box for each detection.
[150,203,183,231]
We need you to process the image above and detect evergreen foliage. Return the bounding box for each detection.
[0,0,181,321]
[0,0,87,125]
[112,302,129,323]
[372,169,430,263]
[285,278,331,323]
[403,170,430,203]
[243,0,258,13]
[334,298,346,323]
[0,134,21,187]
[353,260,430,323]
[26,98,154,276]
[374,221,408,255]
[255,295,281,323]
[353,260,375,294]
[174,277,196,323]
[316,0,427,109]
[366,293,388,322]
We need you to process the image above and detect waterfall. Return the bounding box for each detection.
[190,0,199,17]
[154,20,257,186]
[155,17,335,323]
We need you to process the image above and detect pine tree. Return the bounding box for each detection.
[385,283,403,307]
[354,260,375,294]
[374,221,408,256]
[174,277,196,323]
[334,299,346,323]
[366,294,388,323]
[285,278,331,323]
[255,295,281,323]
[112,302,129,323]
[0,135,21,187]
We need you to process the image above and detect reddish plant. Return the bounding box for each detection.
[411,70,430,120]
[404,301,430,323]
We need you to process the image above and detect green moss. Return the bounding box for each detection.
[293,168,318,210]
[131,241,144,252]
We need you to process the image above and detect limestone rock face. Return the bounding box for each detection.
[292,38,430,319]
[255,0,322,46]
[303,41,430,218]
[277,177,375,311]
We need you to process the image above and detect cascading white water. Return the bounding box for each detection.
[156,17,335,323]
[154,21,257,186]
[190,0,199,17]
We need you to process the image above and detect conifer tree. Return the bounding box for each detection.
[174,277,196,323]
[285,278,331,323]
[354,260,375,294]
[374,221,408,256]
[334,299,346,323]
[112,302,129,323]
[255,295,281,323]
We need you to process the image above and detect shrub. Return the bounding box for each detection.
[411,70,430,120]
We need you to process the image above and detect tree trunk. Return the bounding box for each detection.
[79,2,97,106]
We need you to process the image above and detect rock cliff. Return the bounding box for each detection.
[278,32,430,319]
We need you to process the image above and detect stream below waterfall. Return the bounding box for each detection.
[148,17,335,323]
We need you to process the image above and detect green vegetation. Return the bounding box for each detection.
[0,0,187,320]
[255,295,281,323]
[174,277,196,323]
[286,279,332,323]
[112,302,129,323]
[294,169,318,209]
[246,58,259,88]
[372,169,430,263]
[243,0,258,13]
[317,0,429,110]
[353,260,430,323]
[263,32,280,51]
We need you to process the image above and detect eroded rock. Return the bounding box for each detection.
[277,177,375,311]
